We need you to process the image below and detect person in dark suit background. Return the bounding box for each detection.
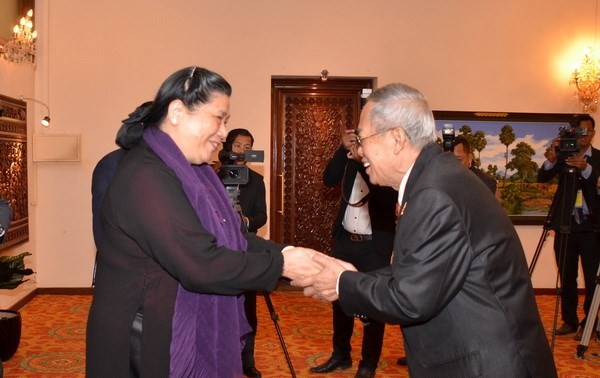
[537,114,600,340]
[0,197,12,244]
[310,128,396,378]
[453,134,497,194]
[91,101,152,285]
[297,83,557,378]
[219,128,267,378]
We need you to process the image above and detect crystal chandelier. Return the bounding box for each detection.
[1,9,37,64]
[570,48,600,113]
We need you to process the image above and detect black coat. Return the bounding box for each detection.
[323,145,397,263]
[86,141,285,377]
[537,147,600,232]
[338,144,557,378]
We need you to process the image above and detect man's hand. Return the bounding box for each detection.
[341,129,358,150]
[565,155,588,171]
[281,247,323,282]
[292,253,357,302]
[545,137,559,163]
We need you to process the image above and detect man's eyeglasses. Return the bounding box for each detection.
[354,129,388,147]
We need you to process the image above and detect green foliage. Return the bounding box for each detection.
[0,252,33,290]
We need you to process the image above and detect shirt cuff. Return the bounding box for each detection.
[336,271,343,295]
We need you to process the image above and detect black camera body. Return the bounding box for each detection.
[442,124,455,152]
[555,126,586,158]
[218,149,264,187]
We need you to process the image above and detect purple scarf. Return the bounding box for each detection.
[143,127,250,377]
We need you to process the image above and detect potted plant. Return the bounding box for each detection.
[0,251,33,362]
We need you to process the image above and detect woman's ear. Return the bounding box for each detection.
[167,100,185,125]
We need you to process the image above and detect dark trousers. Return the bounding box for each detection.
[554,228,600,328]
[330,230,389,372]
[242,291,258,368]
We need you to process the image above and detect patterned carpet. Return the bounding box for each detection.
[2,291,599,377]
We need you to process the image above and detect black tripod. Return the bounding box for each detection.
[529,165,583,352]
[262,291,296,377]
[575,263,600,359]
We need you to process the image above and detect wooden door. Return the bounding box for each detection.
[270,76,375,254]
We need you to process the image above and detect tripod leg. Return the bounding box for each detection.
[529,228,549,277]
[262,292,296,378]
[575,263,600,359]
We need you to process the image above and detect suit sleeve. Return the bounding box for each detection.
[537,160,560,183]
[323,145,349,187]
[105,164,284,296]
[337,188,473,325]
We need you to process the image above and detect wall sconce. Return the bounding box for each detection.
[1,9,37,64]
[570,48,600,113]
[20,97,51,127]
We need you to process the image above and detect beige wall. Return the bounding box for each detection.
[1,0,598,307]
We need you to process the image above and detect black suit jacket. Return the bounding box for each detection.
[323,145,397,262]
[338,144,556,378]
[91,148,127,247]
[537,147,600,232]
[238,168,267,233]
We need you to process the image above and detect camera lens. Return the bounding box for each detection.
[228,169,239,179]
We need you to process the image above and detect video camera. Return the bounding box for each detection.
[555,126,587,159]
[218,150,264,185]
[442,124,455,152]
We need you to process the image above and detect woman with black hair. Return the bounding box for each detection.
[86,66,321,378]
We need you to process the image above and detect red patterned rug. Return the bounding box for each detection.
[2,291,599,377]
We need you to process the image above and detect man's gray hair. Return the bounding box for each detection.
[368,83,437,150]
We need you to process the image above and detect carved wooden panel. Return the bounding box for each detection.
[0,94,29,252]
[271,77,374,255]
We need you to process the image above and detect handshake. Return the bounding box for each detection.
[281,247,357,302]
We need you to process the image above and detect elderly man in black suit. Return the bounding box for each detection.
[310,128,397,378]
[537,114,600,341]
[296,83,557,378]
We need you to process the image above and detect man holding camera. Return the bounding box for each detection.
[313,128,397,378]
[220,128,267,378]
[537,114,600,340]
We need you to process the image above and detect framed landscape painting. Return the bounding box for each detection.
[432,110,580,225]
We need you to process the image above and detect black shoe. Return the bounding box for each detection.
[354,367,375,378]
[555,323,578,335]
[310,357,352,373]
[243,366,262,378]
[396,356,407,366]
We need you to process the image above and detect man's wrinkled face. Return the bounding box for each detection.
[356,102,395,187]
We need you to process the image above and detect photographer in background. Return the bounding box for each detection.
[220,128,267,378]
[537,114,600,340]
[453,135,497,194]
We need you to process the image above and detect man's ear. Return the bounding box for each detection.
[390,127,407,153]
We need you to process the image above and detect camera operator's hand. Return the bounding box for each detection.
[566,155,588,171]
[341,128,357,150]
[545,137,560,163]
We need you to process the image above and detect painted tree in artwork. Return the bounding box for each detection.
[499,124,516,183]
[472,130,487,164]
[506,142,539,189]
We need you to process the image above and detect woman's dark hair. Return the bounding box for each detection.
[223,128,254,152]
[116,66,232,148]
